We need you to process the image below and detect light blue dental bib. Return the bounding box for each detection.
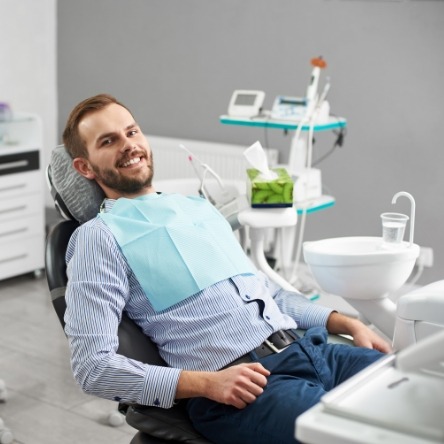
[100,193,255,312]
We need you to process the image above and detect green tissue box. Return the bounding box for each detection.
[247,167,294,208]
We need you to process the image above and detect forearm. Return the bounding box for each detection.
[326,311,360,336]
[176,370,212,400]
[326,311,392,353]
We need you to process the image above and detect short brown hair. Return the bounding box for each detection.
[62,94,131,159]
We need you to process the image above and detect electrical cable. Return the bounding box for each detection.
[289,114,316,283]
[312,126,346,167]
[263,126,269,149]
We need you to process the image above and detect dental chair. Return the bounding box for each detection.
[45,145,355,444]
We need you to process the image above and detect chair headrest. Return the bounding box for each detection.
[48,145,105,223]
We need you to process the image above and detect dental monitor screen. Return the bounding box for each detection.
[234,94,257,106]
[227,89,265,118]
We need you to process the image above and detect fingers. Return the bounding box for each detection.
[353,330,392,353]
[218,363,270,409]
[244,362,271,377]
[374,338,392,353]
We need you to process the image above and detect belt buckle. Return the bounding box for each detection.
[264,338,287,354]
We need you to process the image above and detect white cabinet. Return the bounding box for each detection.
[0,114,44,280]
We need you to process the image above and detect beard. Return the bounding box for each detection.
[91,152,154,195]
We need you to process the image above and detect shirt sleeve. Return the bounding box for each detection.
[64,221,181,408]
[269,277,334,329]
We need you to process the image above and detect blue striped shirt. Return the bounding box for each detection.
[65,197,333,409]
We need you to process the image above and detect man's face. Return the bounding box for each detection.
[75,103,154,199]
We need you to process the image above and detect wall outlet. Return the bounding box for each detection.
[418,247,434,268]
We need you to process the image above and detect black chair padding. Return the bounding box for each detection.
[45,219,211,443]
[45,219,80,328]
[130,431,174,444]
[126,404,211,444]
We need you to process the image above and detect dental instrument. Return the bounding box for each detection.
[178,143,249,224]
[179,143,221,204]
[286,63,331,286]
[305,56,327,106]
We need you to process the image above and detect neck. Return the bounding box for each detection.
[104,185,156,200]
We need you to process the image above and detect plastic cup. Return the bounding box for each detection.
[381,212,409,244]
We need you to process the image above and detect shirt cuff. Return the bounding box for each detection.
[298,303,334,330]
[140,366,182,408]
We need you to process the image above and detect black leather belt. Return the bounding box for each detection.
[224,329,300,368]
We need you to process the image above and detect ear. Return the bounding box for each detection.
[72,157,96,180]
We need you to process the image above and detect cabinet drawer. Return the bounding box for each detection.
[0,215,43,241]
[0,235,44,281]
[0,194,43,222]
[0,150,39,176]
[0,170,43,199]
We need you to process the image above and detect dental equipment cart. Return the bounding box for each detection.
[219,114,347,283]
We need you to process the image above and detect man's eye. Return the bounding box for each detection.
[101,138,113,146]
[128,130,138,137]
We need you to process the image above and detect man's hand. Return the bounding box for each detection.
[177,362,270,409]
[327,311,392,353]
[350,323,392,352]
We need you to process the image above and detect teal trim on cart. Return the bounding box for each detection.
[220,115,347,132]
[295,199,335,215]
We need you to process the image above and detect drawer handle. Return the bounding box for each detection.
[0,184,26,193]
[0,253,27,264]
[0,227,27,238]
[0,205,27,215]
[0,160,29,171]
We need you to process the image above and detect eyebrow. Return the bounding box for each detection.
[96,122,138,145]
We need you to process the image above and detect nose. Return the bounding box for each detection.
[121,137,135,153]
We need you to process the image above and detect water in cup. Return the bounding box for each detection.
[381,212,409,244]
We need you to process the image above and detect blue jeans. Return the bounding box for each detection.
[187,327,383,444]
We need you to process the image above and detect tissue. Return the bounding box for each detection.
[244,141,294,208]
[244,141,278,181]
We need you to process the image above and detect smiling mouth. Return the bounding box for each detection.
[120,156,142,168]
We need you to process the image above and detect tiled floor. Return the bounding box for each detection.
[0,273,139,444]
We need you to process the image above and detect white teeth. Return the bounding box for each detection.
[122,157,141,167]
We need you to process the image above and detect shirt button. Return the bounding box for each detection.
[245,295,251,299]
[265,315,271,320]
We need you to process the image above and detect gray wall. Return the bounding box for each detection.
[58,0,444,285]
